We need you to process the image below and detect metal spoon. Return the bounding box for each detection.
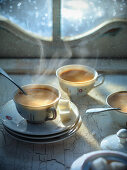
[0,67,27,95]
[86,107,121,114]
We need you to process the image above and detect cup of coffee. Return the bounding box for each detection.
[13,84,61,123]
[107,91,127,127]
[56,65,104,98]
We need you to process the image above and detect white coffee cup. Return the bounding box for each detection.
[56,65,104,98]
[13,84,61,123]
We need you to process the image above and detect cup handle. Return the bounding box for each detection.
[94,74,104,88]
[46,107,57,121]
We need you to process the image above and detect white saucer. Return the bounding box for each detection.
[1,100,79,136]
[3,113,80,140]
[4,117,82,144]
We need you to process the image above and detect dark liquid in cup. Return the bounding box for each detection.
[108,92,127,113]
[15,88,58,107]
[60,69,94,83]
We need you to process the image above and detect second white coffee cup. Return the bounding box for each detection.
[56,65,104,98]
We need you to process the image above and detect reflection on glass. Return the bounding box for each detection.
[61,0,127,38]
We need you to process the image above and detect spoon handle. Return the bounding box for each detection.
[0,67,27,95]
[86,107,120,114]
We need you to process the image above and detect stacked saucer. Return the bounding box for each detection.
[1,100,81,144]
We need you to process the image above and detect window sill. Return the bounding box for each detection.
[0,58,127,75]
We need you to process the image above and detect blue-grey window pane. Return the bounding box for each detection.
[0,0,52,38]
[61,0,127,38]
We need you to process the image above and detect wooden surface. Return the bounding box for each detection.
[0,74,126,170]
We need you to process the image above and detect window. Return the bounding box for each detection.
[0,0,127,66]
[0,0,127,41]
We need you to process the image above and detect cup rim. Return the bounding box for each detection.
[13,84,61,108]
[56,64,98,84]
[106,91,127,114]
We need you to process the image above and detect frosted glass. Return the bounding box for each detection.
[0,0,52,38]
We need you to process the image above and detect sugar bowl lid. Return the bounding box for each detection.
[101,129,127,153]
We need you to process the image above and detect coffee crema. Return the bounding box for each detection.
[108,92,127,113]
[59,69,94,83]
[15,88,58,107]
